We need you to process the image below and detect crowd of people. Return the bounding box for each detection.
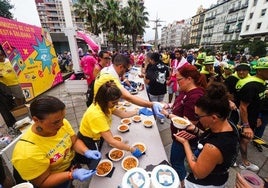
[1,45,267,187]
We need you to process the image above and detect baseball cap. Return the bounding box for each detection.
[253,57,268,69]
[235,63,250,71]
[204,56,215,65]
[197,52,206,60]
[224,64,234,71]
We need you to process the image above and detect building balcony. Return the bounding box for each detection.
[235,28,241,32]
[241,3,248,9]
[223,29,234,34]
[205,16,216,21]
[238,16,244,21]
[228,7,240,13]
[226,18,237,24]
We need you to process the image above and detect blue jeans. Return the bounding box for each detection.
[255,112,268,138]
[170,140,186,181]
[149,94,165,102]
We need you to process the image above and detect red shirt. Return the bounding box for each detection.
[170,87,205,139]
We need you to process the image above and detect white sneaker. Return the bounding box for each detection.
[239,162,259,171]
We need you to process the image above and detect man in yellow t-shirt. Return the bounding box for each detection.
[0,49,25,106]
[94,54,165,119]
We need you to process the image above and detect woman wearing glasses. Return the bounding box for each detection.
[161,64,207,188]
[174,82,239,187]
[12,96,101,188]
[76,80,143,163]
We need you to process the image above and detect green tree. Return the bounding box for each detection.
[249,40,267,57]
[100,0,122,50]
[124,0,148,51]
[0,0,13,19]
[73,0,102,35]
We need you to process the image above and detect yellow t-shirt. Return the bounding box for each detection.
[79,104,113,140]
[12,119,75,180]
[0,59,19,86]
[93,71,122,97]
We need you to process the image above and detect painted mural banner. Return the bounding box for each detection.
[0,17,63,101]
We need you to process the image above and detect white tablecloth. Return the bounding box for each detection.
[89,74,168,187]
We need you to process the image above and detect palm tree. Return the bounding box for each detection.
[124,0,149,51]
[73,0,102,35]
[100,0,122,50]
[0,0,13,19]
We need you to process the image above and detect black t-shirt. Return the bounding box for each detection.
[237,81,266,127]
[187,124,239,186]
[145,62,169,95]
[224,75,239,105]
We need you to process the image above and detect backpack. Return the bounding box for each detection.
[0,82,16,110]
[85,72,110,107]
[86,80,95,107]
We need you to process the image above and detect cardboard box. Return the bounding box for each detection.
[11,105,30,119]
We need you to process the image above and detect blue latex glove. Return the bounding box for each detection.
[131,148,143,158]
[84,150,102,160]
[72,168,96,181]
[139,107,153,116]
[152,102,165,119]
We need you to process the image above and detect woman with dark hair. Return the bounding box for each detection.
[161,64,207,187]
[174,82,239,187]
[12,96,101,188]
[77,80,143,159]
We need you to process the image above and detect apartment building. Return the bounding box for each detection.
[200,0,248,49]
[160,19,191,48]
[162,0,268,51]
[240,0,268,41]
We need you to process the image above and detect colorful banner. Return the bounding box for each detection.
[0,17,63,101]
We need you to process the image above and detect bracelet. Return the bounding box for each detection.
[193,126,199,134]
[68,171,73,180]
[242,122,250,128]
[165,114,170,119]
[128,146,132,152]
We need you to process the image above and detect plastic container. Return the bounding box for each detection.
[12,182,34,188]
[150,165,180,188]
[121,167,150,188]
[240,170,264,188]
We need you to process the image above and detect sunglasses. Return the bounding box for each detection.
[103,57,111,60]
[195,114,211,120]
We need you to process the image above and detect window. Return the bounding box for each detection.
[261,9,266,16]
[253,0,258,6]
[249,12,254,19]
[246,25,250,30]
[256,22,262,29]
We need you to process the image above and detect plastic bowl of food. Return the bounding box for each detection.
[96,159,113,177]
[123,101,132,106]
[132,115,142,123]
[121,118,132,125]
[132,142,146,154]
[171,117,190,129]
[108,148,125,161]
[113,135,123,142]
[117,124,129,133]
[121,156,139,171]
[143,119,153,128]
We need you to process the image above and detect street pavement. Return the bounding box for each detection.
[40,80,268,188]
